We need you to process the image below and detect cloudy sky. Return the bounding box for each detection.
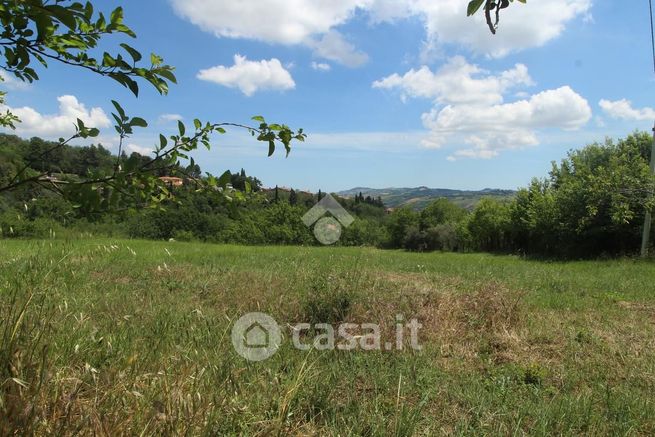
[1,0,654,191]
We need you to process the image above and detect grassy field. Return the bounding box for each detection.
[2,239,655,435]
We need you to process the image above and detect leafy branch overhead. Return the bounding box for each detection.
[467,0,527,34]
[0,1,175,95]
[0,0,306,213]
[0,0,518,213]
[1,102,305,213]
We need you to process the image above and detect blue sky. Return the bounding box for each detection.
[1,0,654,192]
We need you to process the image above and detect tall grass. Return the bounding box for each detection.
[0,239,654,434]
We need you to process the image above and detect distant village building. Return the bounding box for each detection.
[39,175,62,183]
[158,176,184,187]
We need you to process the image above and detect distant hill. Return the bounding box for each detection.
[337,186,516,210]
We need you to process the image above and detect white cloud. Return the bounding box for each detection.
[170,0,365,45]
[423,86,592,133]
[171,0,591,61]
[158,113,184,123]
[0,71,30,91]
[1,95,110,138]
[373,56,533,106]
[426,86,591,159]
[373,58,591,159]
[197,54,296,96]
[308,30,368,67]
[126,143,154,156]
[367,0,414,23]
[406,0,592,58]
[311,62,332,72]
[599,99,655,122]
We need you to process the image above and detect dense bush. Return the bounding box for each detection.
[465,198,511,252]
[0,212,62,238]
[3,131,655,258]
[387,199,467,252]
[503,132,654,257]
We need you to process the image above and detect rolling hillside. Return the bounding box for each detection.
[338,186,516,210]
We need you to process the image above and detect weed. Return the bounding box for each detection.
[0,239,654,434]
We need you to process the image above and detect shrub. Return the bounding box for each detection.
[0,213,62,239]
[424,223,459,251]
[301,275,354,325]
[172,229,196,242]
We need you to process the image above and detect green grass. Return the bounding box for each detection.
[2,239,655,435]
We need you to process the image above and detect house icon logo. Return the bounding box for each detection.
[302,194,355,245]
[231,312,282,361]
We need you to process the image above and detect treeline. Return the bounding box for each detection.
[0,180,388,247]
[387,131,655,257]
[0,134,146,179]
[1,132,654,258]
[0,134,388,245]
[0,134,204,183]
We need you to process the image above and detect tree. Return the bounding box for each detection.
[467,198,511,252]
[274,185,279,203]
[387,208,419,248]
[420,198,466,230]
[289,189,297,206]
[185,163,202,179]
[0,1,305,213]
[547,133,654,256]
[467,0,527,34]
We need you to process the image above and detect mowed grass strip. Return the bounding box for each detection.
[1,239,655,435]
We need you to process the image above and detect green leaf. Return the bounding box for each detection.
[467,0,485,16]
[111,100,126,120]
[129,117,148,128]
[125,77,139,97]
[150,53,163,67]
[111,113,123,127]
[268,140,275,157]
[46,5,78,30]
[34,14,52,42]
[252,115,265,123]
[178,120,185,136]
[84,2,94,20]
[120,43,142,62]
[110,7,124,25]
[102,52,116,67]
[158,69,177,84]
